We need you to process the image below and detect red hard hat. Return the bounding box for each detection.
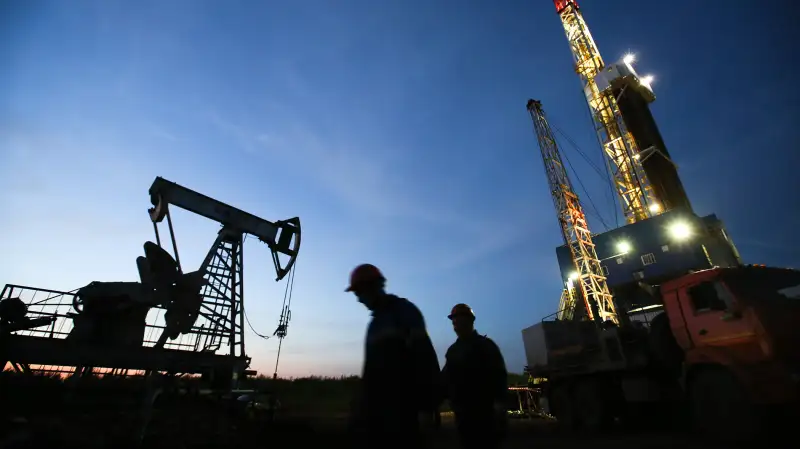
[345,264,386,292]
[448,303,475,320]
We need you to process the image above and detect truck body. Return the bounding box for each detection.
[522,265,800,440]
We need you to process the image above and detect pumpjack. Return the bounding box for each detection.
[1,176,301,388]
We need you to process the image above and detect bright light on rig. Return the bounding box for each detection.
[641,75,655,86]
[649,203,662,213]
[668,221,692,241]
[623,53,636,65]
[616,241,632,255]
[568,271,579,281]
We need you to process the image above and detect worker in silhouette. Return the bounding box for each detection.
[442,303,508,449]
[346,263,442,448]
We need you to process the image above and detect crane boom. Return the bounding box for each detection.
[527,99,617,323]
[553,0,656,224]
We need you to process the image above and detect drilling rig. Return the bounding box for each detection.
[522,101,800,439]
[518,2,800,441]
[549,0,740,320]
[0,177,301,389]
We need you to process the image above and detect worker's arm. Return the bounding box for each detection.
[401,302,443,410]
[440,353,449,387]
[483,337,509,438]
[440,346,452,401]
[483,337,508,403]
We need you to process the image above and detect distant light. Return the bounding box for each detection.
[641,75,655,86]
[616,241,632,255]
[649,203,662,213]
[568,271,579,281]
[668,221,692,241]
[623,53,636,65]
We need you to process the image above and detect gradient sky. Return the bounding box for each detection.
[2,0,798,377]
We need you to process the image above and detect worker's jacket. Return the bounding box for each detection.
[358,294,442,423]
[442,330,508,416]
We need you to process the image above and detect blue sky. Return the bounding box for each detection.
[2,0,797,377]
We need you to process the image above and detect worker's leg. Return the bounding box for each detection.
[455,413,500,449]
[364,414,429,449]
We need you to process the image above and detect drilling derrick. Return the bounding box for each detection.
[553,0,655,224]
[527,99,617,324]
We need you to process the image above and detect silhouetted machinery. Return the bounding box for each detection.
[67,241,206,349]
[1,177,301,387]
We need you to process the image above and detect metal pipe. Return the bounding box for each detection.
[152,221,162,247]
[165,209,182,274]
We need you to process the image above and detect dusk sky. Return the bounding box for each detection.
[2,0,797,377]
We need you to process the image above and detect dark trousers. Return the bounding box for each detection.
[351,412,429,449]
[455,411,504,449]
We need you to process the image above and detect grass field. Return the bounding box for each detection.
[0,370,739,449]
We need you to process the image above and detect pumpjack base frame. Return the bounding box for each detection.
[3,334,249,375]
[0,283,250,379]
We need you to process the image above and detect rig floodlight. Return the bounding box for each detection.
[623,53,636,65]
[668,220,692,241]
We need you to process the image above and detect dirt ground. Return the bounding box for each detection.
[0,374,783,449]
[4,408,778,449]
[325,415,729,449]
[444,419,724,449]
[2,408,729,449]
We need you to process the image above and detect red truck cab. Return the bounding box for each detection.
[657,265,800,437]
[661,265,800,403]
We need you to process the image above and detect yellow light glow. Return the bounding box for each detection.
[668,221,692,241]
[649,203,662,213]
[616,241,631,254]
[623,53,636,65]
[568,271,579,281]
[641,75,654,86]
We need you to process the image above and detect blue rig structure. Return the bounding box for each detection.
[555,210,742,321]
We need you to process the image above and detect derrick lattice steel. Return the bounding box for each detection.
[527,99,617,323]
[554,0,655,224]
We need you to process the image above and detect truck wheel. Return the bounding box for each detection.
[550,385,577,431]
[689,368,761,442]
[573,379,611,432]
